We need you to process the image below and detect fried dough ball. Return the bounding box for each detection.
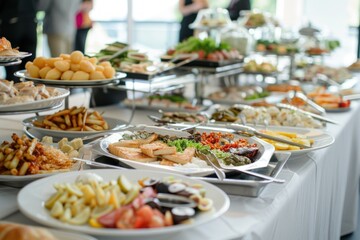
[103,66,115,78]
[72,70,89,80]
[45,68,62,80]
[61,70,74,80]
[79,60,95,73]
[99,61,111,68]
[54,60,70,72]
[90,71,106,80]
[39,66,52,79]
[33,57,46,68]
[88,57,98,65]
[70,51,84,64]
[28,64,40,78]
[70,63,80,72]
[60,53,71,60]
[25,61,33,71]
[46,57,62,68]
[95,65,104,72]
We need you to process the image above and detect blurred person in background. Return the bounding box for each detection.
[0,0,38,81]
[227,0,251,21]
[38,0,81,57]
[74,0,93,53]
[178,0,208,42]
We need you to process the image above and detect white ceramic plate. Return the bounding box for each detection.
[0,52,32,62]
[22,116,128,140]
[0,87,69,112]
[254,125,335,156]
[98,125,274,176]
[49,229,97,240]
[14,70,126,86]
[0,162,82,187]
[18,169,230,237]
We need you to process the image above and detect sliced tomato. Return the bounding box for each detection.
[134,205,154,228]
[116,208,135,229]
[206,53,218,61]
[98,206,130,228]
[166,49,176,55]
[148,215,165,228]
[339,100,351,108]
[196,50,205,59]
[214,51,224,61]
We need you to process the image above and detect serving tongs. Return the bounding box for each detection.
[315,73,342,88]
[155,53,198,74]
[276,103,339,125]
[343,93,360,101]
[98,46,130,62]
[287,91,326,115]
[228,123,311,149]
[195,150,285,183]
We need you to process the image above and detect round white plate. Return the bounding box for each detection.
[98,125,274,176]
[14,70,126,86]
[254,125,335,156]
[18,169,230,237]
[0,87,69,112]
[0,52,32,62]
[22,116,128,140]
[0,160,81,187]
[50,229,97,240]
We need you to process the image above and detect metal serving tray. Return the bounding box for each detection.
[92,149,289,198]
[192,152,290,197]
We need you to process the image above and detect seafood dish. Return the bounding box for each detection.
[0,80,62,105]
[210,106,323,128]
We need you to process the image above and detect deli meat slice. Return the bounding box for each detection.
[112,134,159,148]
[162,147,195,164]
[140,141,176,157]
[108,144,157,162]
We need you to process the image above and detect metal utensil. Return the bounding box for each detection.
[73,157,125,169]
[343,94,360,101]
[80,124,131,141]
[196,150,226,181]
[206,150,285,183]
[289,91,326,114]
[276,103,339,124]
[228,123,311,149]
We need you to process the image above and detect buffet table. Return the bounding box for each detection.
[0,94,359,240]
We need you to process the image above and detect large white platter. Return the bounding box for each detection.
[18,169,230,237]
[254,125,335,156]
[0,87,69,112]
[98,125,274,177]
[14,70,125,86]
[22,115,128,140]
[0,52,32,62]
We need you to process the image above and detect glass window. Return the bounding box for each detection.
[86,0,128,53]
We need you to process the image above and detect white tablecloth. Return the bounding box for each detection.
[0,98,359,240]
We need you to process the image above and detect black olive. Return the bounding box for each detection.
[171,207,195,224]
[145,198,161,210]
[155,182,170,194]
